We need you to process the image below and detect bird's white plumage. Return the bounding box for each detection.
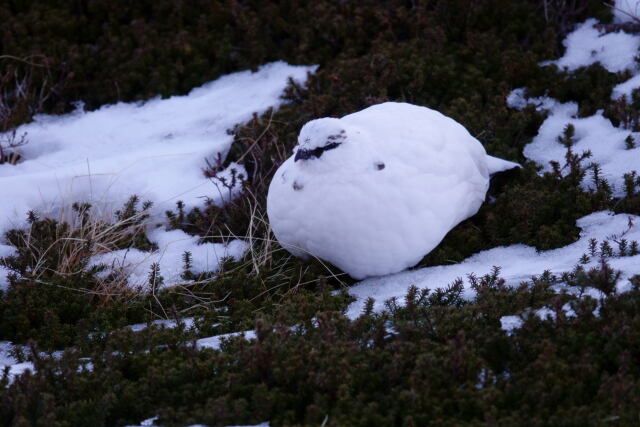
[267,102,518,279]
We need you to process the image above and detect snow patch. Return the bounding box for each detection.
[90,227,248,288]
[0,62,314,234]
[510,93,639,197]
[612,73,640,100]
[0,341,34,384]
[209,162,247,204]
[535,306,557,321]
[562,302,578,318]
[138,416,159,426]
[196,330,256,350]
[508,15,640,198]
[0,244,15,290]
[500,316,523,333]
[0,62,316,287]
[0,341,18,367]
[127,317,196,332]
[506,88,559,112]
[2,361,34,383]
[347,211,640,318]
[500,304,577,334]
[541,19,640,73]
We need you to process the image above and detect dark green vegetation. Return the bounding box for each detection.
[2,0,640,425]
[3,265,640,426]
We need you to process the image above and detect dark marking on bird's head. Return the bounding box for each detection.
[296,117,348,162]
[375,162,385,170]
[294,141,342,162]
[292,181,304,191]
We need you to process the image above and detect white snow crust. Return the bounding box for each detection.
[507,84,639,198]
[267,102,519,279]
[500,303,578,334]
[499,316,523,333]
[127,317,196,332]
[542,18,640,73]
[0,341,33,384]
[196,330,257,350]
[89,227,248,288]
[347,211,640,318]
[0,62,315,287]
[612,73,640,100]
[507,15,640,198]
[0,244,14,290]
[519,98,638,196]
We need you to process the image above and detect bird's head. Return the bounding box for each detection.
[294,118,348,162]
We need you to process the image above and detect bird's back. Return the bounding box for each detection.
[342,102,490,223]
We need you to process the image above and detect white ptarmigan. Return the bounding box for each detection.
[267,102,519,279]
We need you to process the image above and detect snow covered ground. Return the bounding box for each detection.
[196,330,257,350]
[126,317,197,332]
[0,244,13,290]
[513,94,639,197]
[512,17,640,197]
[0,341,34,384]
[0,62,316,288]
[347,211,640,318]
[88,228,249,288]
[540,18,639,73]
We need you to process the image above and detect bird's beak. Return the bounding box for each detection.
[294,149,309,162]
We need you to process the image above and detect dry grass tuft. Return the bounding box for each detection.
[3,197,154,302]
